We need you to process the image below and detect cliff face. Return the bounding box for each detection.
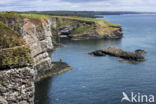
[0,13,54,104]
[0,67,35,104]
[0,14,54,78]
[22,18,53,79]
[50,17,123,40]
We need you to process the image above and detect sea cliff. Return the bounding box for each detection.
[0,12,54,104]
[50,16,122,40]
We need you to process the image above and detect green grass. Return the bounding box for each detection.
[20,13,49,19]
[0,11,49,19]
[0,47,33,69]
[55,16,120,27]
[72,16,120,27]
[56,20,74,28]
[0,11,21,18]
[71,25,93,35]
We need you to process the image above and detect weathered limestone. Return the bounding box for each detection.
[22,18,54,79]
[0,67,35,104]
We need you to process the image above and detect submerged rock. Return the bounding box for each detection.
[88,46,146,62]
[135,49,147,54]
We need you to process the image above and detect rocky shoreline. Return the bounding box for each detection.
[70,33,123,40]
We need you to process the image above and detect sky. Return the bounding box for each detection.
[0,0,156,12]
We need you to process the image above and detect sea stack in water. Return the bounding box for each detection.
[88,46,146,62]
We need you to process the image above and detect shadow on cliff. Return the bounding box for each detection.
[35,77,53,104]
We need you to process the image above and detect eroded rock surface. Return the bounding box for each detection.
[0,67,35,104]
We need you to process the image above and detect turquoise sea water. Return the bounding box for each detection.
[35,14,156,104]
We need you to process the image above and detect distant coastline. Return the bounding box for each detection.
[18,11,156,18]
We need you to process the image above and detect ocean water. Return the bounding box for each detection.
[35,14,156,104]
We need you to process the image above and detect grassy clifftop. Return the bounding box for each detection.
[67,16,121,36]
[51,16,122,39]
[0,12,121,37]
[0,12,48,19]
[0,12,21,18]
[63,16,120,27]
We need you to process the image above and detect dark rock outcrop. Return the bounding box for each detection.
[58,25,77,38]
[36,61,72,81]
[89,46,146,62]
